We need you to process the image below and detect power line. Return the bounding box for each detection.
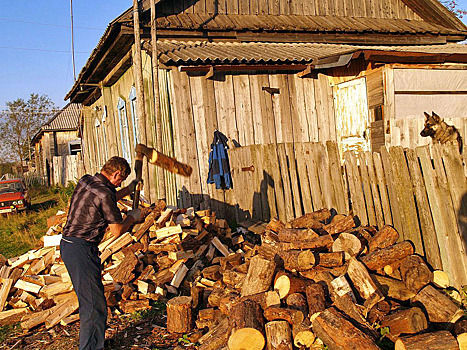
[0,46,90,54]
[0,17,104,31]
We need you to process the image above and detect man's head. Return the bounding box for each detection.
[101,156,131,187]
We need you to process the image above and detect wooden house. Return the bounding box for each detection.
[65,0,467,211]
[31,103,83,186]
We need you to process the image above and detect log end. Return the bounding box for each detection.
[228,328,265,350]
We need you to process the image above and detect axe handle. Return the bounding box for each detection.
[132,156,144,210]
[136,144,192,177]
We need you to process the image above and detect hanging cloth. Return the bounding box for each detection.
[207,130,232,189]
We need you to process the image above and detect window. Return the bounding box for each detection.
[117,98,132,164]
[68,140,82,155]
[129,86,140,146]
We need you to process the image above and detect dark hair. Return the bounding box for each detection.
[101,156,131,177]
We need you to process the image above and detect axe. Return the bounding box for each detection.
[132,144,192,210]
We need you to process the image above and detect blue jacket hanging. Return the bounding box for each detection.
[207,130,232,189]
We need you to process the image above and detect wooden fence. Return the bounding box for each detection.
[227,141,467,288]
[52,155,84,186]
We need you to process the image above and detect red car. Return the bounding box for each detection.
[0,179,30,214]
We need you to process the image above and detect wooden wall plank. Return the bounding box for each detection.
[289,75,311,143]
[268,143,287,221]
[249,74,276,145]
[233,74,255,146]
[262,143,278,220]
[315,142,337,212]
[344,151,368,225]
[304,143,323,211]
[302,77,319,142]
[270,74,294,143]
[214,73,239,145]
[250,144,267,220]
[277,143,295,221]
[365,151,385,229]
[285,142,303,218]
[314,74,336,142]
[358,152,377,227]
[405,148,442,270]
[380,146,402,233]
[390,146,424,254]
[296,142,314,214]
[326,141,348,214]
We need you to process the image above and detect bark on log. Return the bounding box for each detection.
[279,250,315,272]
[313,307,380,350]
[381,307,428,340]
[288,209,331,228]
[240,290,281,310]
[167,296,193,333]
[293,318,315,348]
[266,219,285,233]
[372,274,416,301]
[274,273,308,299]
[323,215,355,234]
[332,232,362,259]
[395,330,459,350]
[280,234,333,251]
[360,241,414,271]
[368,225,399,253]
[241,255,276,297]
[198,316,230,350]
[399,255,433,294]
[286,293,308,315]
[265,320,293,350]
[347,257,383,309]
[263,306,305,326]
[228,300,265,350]
[278,228,319,242]
[305,283,326,316]
[317,252,344,267]
[411,285,464,325]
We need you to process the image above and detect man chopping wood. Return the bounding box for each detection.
[60,156,141,350]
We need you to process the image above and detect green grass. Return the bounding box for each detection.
[0,184,73,259]
[0,324,20,343]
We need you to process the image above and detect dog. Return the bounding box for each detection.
[420,111,463,154]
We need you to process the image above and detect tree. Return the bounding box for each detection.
[441,1,467,18]
[0,94,56,175]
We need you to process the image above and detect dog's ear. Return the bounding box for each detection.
[432,111,442,122]
[424,112,430,119]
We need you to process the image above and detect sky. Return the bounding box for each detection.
[0,0,467,112]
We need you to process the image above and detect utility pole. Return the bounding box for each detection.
[150,0,166,200]
[70,0,76,81]
[132,0,150,202]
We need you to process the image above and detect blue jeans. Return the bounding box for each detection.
[60,236,107,350]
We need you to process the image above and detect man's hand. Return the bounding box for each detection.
[128,179,141,193]
[127,208,141,222]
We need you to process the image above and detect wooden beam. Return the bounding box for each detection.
[102,50,132,87]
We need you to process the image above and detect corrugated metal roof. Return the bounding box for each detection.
[156,14,465,35]
[157,41,467,66]
[42,103,81,131]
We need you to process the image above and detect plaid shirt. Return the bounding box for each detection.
[62,173,122,243]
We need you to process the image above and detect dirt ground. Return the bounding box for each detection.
[1,308,199,350]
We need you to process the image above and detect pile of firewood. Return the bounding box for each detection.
[1,200,467,350]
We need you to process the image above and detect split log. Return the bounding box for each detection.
[411,285,464,325]
[346,257,383,309]
[293,318,315,348]
[0,279,14,312]
[332,232,362,259]
[278,228,318,242]
[218,292,240,315]
[228,300,265,350]
[395,330,459,350]
[458,333,467,350]
[240,290,281,310]
[266,219,285,233]
[280,234,333,251]
[241,255,276,297]
[372,274,416,301]
[368,225,399,252]
[305,283,326,316]
[109,252,138,284]
[454,319,467,336]
[45,294,79,329]
[367,300,391,324]
[289,209,331,227]
[286,293,308,315]
[222,270,246,289]
[360,241,414,271]
[399,255,433,293]
[381,307,428,340]
[265,320,293,350]
[433,270,450,289]
[313,307,380,350]
[323,215,355,234]
[279,250,315,272]
[263,306,305,326]
[274,273,308,299]
[198,316,230,350]
[202,265,222,281]
[119,299,150,313]
[317,252,344,267]
[167,296,193,333]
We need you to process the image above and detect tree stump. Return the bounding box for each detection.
[395,330,458,350]
[228,300,265,350]
[167,296,193,333]
[265,320,293,350]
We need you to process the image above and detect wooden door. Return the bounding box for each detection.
[333,78,370,158]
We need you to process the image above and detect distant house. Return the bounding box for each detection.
[31,103,82,185]
[65,0,467,209]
